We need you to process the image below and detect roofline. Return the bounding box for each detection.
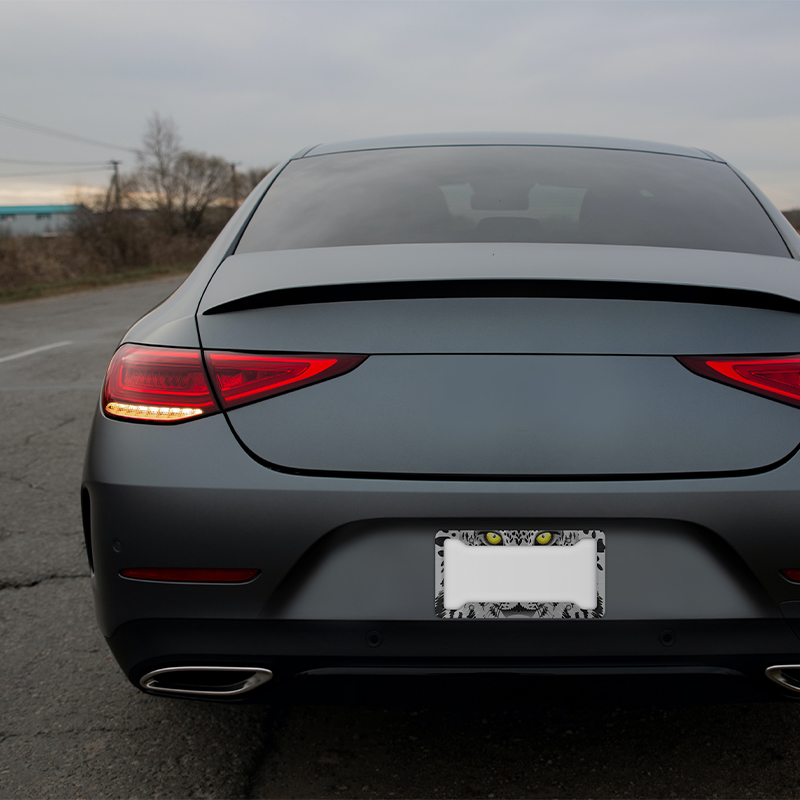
[300,133,721,161]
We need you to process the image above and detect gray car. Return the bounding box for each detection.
[82,133,800,701]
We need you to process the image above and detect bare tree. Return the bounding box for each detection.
[240,166,276,195]
[174,151,231,233]
[131,113,271,234]
[135,113,182,232]
[227,165,277,210]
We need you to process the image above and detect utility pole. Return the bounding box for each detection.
[105,160,121,212]
[111,160,121,209]
[230,162,239,210]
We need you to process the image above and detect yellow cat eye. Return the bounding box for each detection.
[535,531,553,545]
[485,531,503,545]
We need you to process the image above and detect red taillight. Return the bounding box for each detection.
[781,569,800,583]
[103,345,219,422]
[103,345,367,422]
[678,355,800,409]
[120,567,259,583]
[205,352,367,409]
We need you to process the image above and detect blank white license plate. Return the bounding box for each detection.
[434,529,605,619]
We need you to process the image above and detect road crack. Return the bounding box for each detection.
[23,417,77,445]
[0,473,46,491]
[0,574,87,591]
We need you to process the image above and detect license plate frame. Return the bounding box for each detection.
[434,529,605,619]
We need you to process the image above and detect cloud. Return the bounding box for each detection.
[1,1,799,206]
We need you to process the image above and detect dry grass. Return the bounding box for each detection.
[0,261,195,304]
[2,208,799,307]
[0,212,215,303]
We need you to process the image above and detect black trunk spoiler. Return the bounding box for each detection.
[199,243,800,316]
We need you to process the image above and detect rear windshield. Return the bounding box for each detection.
[236,146,789,258]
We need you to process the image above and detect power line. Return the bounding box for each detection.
[0,113,138,154]
[0,166,113,179]
[0,157,112,166]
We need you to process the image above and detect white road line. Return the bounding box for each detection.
[0,340,73,364]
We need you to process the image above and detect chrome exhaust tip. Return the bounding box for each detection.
[140,666,273,697]
[765,664,800,693]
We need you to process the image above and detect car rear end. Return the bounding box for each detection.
[82,136,800,701]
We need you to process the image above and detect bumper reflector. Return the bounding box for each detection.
[120,568,260,583]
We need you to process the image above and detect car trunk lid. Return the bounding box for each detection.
[196,244,800,478]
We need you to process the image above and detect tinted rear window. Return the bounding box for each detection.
[236,146,789,258]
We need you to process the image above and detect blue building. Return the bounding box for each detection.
[0,204,81,237]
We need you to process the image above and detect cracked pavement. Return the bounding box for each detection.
[0,279,264,799]
[5,278,800,799]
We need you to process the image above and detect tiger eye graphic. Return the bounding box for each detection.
[535,531,553,545]
[485,531,503,545]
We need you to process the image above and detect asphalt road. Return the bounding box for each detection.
[3,277,800,799]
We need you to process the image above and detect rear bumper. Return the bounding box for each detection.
[109,617,800,702]
[84,410,800,700]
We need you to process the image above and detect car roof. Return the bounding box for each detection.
[300,133,721,161]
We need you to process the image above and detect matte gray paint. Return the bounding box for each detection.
[225,355,800,476]
[117,141,799,353]
[265,522,770,621]
[303,132,716,160]
[198,297,800,355]
[85,411,800,638]
[84,136,800,681]
[120,159,293,347]
[197,245,800,318]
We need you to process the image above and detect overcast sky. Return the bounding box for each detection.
[2,0,799,208]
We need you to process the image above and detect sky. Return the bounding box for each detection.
[1,0,799,209]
